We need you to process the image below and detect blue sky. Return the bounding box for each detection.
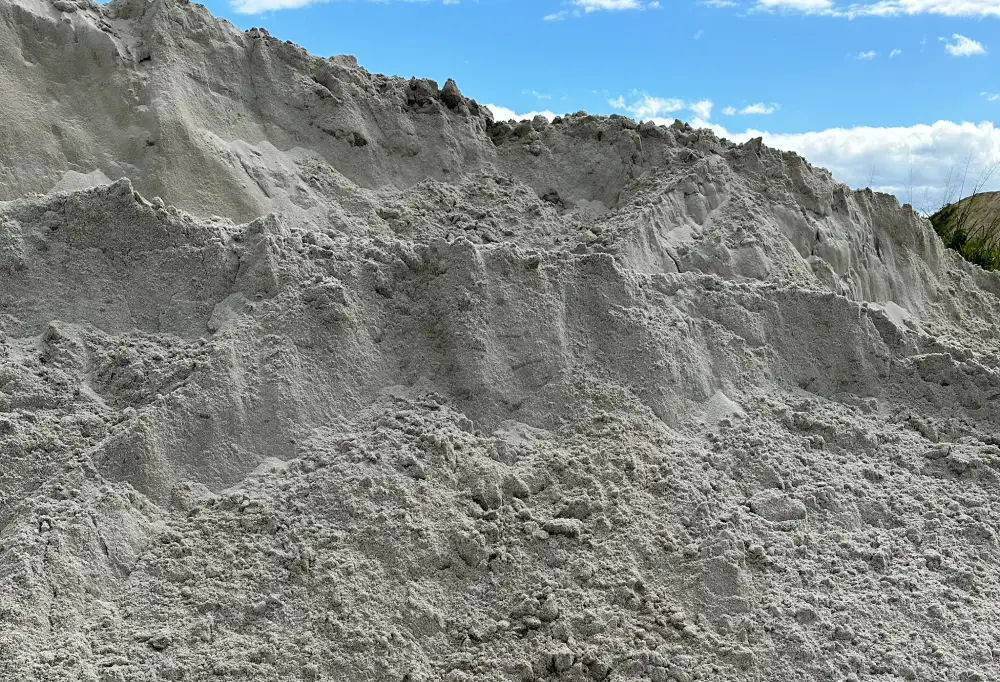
[198,0,1000,209]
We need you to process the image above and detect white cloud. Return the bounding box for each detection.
[941,34,987,56]
[849,0,1000,16]
[731,0,1000,16]
[611,94,685,118]
[574,0,644,9]
[231,0,320,12]
[610,92,713,121]
[984,92,1000,102]
[485,104,557,122]
[545,0,661,17]
[856,50,877,59]
[740,102,778,114]
[231,0,462,14]
[701,119,1000,209]
[757,0,835,11]
[722,103,779,115]
[689,100,714,119]
[613,93,779,124]
[890,48,903,57]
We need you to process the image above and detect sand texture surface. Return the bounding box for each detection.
[2,1,1000,680]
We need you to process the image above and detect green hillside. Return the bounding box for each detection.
[929,191,1000,271]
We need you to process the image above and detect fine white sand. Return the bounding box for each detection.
[2,1,1000,680]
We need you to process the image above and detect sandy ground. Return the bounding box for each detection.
[2,1,1000,681]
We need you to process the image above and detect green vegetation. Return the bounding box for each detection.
[927,161,1000,272]
[930,197,1000,272]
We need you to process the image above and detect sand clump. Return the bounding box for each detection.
[2,0,1000,680]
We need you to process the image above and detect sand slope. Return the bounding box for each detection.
[2,0,1000,680]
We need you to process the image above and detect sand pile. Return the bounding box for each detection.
[2,0,1000,680]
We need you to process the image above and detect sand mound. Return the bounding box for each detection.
[2,0,1000,680]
